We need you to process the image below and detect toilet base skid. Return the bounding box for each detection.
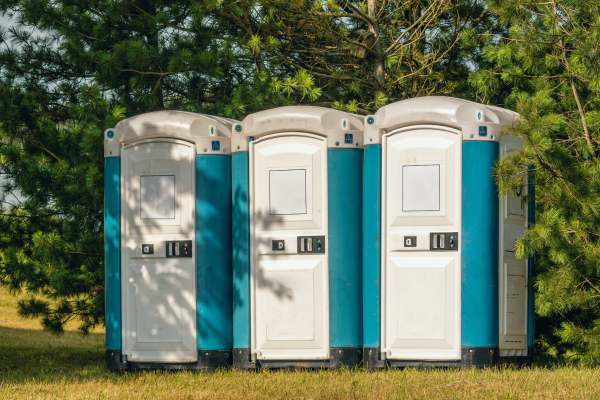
[106,349,232,372]
[374,347,505,368]
[233,347,362,370]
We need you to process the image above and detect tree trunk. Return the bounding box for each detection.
[141,0,164,109]
[368,0,385,90]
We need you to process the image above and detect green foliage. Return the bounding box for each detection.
[473,0,600,365]
[0,0,275,334]
[237,0,493,112]
[0,78,115,333]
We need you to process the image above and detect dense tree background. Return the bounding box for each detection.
[471,0,600,365]
[240,0,491,112]
[0,0,273,333]
[0,1,598,364]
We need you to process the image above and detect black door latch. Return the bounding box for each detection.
[430,232,458,251]
[166,240,193,257]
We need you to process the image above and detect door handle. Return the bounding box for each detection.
[166,240,193,257]
[297,236,325,254]
[430,232,458,251]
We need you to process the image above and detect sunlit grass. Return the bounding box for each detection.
[0,287,598,399]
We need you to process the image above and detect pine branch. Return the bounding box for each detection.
[569,79,593,152]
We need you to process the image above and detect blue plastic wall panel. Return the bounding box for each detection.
[232,151,250,349]
[461,142,500,348]
[104,156,121,351]
[362,145,382,348]
[328,148,363,348]
[196,155,233,351]
[527,166,535,347]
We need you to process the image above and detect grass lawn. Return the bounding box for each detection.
[0,288,598,399]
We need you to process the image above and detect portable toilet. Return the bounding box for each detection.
[104,111,235,371]
[231,106,364,368]
[362,96,534,368]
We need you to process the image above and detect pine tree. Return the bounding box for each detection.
[235,0,492,112]
[0,1,268,333]
[471,0,600,365]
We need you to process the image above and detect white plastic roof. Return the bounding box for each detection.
[362,96,519,144]
[104,110,239,156]
[233,106,364,151]
[372,96,518,129]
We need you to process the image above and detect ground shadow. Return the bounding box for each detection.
[0,326,108,383]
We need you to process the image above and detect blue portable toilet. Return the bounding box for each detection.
[362,97,534,368]
[231,106,364,369]
[104,111,236,371]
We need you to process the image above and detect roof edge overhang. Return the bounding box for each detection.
[233,106,364,151]
[104,111,239,156]
[364,96,519,144]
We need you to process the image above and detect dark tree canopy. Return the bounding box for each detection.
[0,0,270,333]
[235,0,492,112]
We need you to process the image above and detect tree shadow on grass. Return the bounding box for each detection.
[0,326,110,383]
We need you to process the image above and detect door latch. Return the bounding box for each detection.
[297,236,325,254]
[430,232,458,251]
[166,240,193,257]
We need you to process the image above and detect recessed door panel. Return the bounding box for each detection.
[251,134,328,360]
[499,137,528,353]
[382,128,461,361]
[121,140,196,363]
[503,260,527,336]
[387,254,459,359]
[255,256,325,359]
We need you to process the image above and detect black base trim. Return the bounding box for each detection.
[387,359,463,368]
[363,347,386,370]
[106,350,232,372]
[258,347,362,369]
[328,347,362,368]
[237,347,362,370]
[196,350,232,370]
[384,347,499,369]
[232,348,255,370]
[461,347,498,367]
[127,361,198,371]
[106,350,127,372]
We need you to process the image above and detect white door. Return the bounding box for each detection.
[250,133,329,360]
[382,127,461,360]
[499,137,528,355]
[121,140,197,363]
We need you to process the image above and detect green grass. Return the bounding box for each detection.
[0,288,598,399]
